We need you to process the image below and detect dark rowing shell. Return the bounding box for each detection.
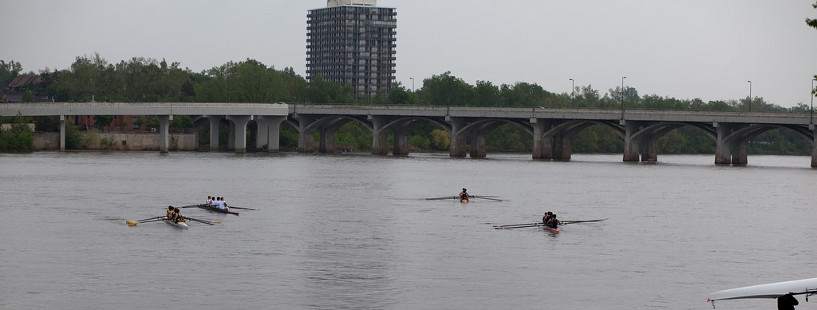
[197,204,239,216]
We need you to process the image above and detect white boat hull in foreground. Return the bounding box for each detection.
[707,277,817,302]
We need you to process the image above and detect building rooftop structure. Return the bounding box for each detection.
[327,0,377,7]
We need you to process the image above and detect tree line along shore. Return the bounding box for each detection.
[0,55,813,154]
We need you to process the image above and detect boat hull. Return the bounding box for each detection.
[197,204,239,215]
[164,219,189,229]
[708,277,817,301]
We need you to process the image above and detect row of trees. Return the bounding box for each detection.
[9,54,810,112]
[2,51,815,154]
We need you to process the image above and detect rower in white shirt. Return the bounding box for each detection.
[214,197,228,211]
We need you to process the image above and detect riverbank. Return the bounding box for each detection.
[32,132,197,151]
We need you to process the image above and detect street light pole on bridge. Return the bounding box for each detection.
[811,78,815,126]
[747,80,752,112]
[620,76,627,119]
[569,78,574,108]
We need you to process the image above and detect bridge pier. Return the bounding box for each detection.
[393,126,411,156]
[641,139,658,162]
[532,121,548,159]
[623,121,640,162]
[469,130,486,158]
[319,125,337,153]
[370,116,389,155]
[296,115,316,153]
[449,118,468,158]
[207,116,221,151]
[551,133,572,161]
[257,116,284,153]
[732,141,748,166]
[714,123,751,166]
[226,115,251,153]
[59,115,66,151]
[158,115,171,153]
[812,126,817,168]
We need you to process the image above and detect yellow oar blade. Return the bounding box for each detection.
[126,221,138,226]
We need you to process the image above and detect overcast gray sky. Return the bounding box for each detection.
[2,0,816,107]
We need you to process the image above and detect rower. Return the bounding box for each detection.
[206,196,213,206]
[459,188,470,201]
[542,212,552,225]
[214,197,227,210]
[547,213,560,229]
[173,207,185,223]
[167,206,176,221]
[778,293,798,310]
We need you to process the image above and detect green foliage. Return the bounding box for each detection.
[0,60,22,84]
[308,75,355,104]
[571,124,624,153]
[808,1,817,29]
[0,113,34,152]
[33,116,60,132]
[486,124,531,152]
[21,90,34,102]
[94,115,115,128]
[420,72,474,106]
[64,118,84,150]
[99,137,117,150]
[334,122,373,150]
[280,125,299,149]
[430,129,451,150]
[170,115,194,128]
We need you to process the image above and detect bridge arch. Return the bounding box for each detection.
[532,120,623,161]
[625,121,718,162]
[717,123,815,165]
[291,115,373,153]
[374,116,451,156]
[449,118,533,158]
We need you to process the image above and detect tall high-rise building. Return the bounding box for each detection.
[306,0,396,99]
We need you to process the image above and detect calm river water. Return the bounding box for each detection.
[0,151,815,309]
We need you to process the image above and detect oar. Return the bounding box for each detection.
[225,206,258,210]
[184,216,219,225]
[562,218,607,225]
[179,204,202,208]
[425,196,456,200]
[493,223,541,229]
[126,216,165,226]
[471,196,503,202]
[494,224,539,230]
[493,222,539,227]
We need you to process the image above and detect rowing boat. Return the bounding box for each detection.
[164,218,189,229]
[536,223,559,233]
[707,277,817,304]
[196,203,239,216]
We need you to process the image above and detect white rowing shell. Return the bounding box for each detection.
[708,277,817,301]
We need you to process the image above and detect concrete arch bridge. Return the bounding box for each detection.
[288,105,817,167]
[2,103,815,167]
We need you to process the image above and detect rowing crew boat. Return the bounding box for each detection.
[196,203,239,216]
[540,224,559,233]
[164,218,189,229]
